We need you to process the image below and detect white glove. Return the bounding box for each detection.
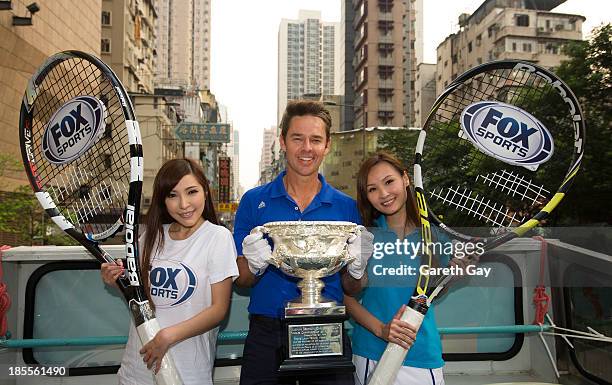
[242,227,272,276]
[347,226,375,279]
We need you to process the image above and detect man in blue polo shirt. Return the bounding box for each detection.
[234,100,374,385]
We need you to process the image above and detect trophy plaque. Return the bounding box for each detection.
[255,221,360,375]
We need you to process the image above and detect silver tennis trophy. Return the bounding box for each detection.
[256,221,359,375]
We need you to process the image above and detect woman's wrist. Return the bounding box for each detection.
[159,326,178,347]
[374,320,385,339]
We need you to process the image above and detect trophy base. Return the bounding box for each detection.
[278,309,354,376]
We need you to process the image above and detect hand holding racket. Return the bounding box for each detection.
[19,51,183,385]
[368,60,585,385]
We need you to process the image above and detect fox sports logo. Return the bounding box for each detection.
[461,101,554,167]
[149,261,198,308]
[42,96,106,164]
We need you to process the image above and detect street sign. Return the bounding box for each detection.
[174,122,231,143]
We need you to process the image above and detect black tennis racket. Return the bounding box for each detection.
[368,60,585,385]
[19,51,182,385]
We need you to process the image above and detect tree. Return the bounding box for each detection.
[0,154,76,246]
[544,24,612,225]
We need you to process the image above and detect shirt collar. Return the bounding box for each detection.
[374,215,388,229]
[270,170,333,204]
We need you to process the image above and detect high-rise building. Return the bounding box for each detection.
[341,1,356,132]
[277,10,342,124]
[413,62,436,127]
[101,0,157,93]
[259,126,277,179]
[402,0,423,127]
[156,0,211,90]
[435,0,584,96]
[351,0,420,128]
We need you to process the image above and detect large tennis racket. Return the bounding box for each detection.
[19,51,182,385]
[368,60,585,385]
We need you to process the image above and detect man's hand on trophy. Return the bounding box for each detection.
[242,228,272,276]
[346,226,375,280]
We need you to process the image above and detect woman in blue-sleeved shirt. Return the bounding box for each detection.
[346,151,461,385]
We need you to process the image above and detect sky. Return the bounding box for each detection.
[210,0,609,191]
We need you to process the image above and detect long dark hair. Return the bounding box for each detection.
[141,158,218,306]
[356,151,420,228]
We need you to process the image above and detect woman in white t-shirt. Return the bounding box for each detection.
[101,158,239,385]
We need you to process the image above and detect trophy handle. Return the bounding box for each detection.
[250,225,268,235]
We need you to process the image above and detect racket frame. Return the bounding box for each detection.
[19,50,182,385]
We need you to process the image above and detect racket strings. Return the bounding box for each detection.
[429,185,520,227]
[475,169,550,205]
[29,57,131,237]
[422,66,568,230]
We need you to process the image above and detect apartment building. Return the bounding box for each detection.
[156,0,211,90]
[413,62,436,127]
[352,0,420,129]
[101,0,156,93]
[278,10,342,124]
[435,0,584,95]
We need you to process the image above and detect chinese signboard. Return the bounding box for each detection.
[174,122,231,143]
[217,202,238,212]
[218,157,231,203]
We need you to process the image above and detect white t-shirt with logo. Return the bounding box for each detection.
[118,221,238,385]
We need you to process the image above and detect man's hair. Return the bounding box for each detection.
[279,100,332,140]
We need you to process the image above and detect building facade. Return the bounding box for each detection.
[155,0,211,90]
[101,0,157,93]
[277,10,342,124]
[413,62,436,127]
[351,0,419,129]
[0,0,101,244]
[0,0,101,190]
[131,94,182,209]
[322,127,407,197]
[259,126,277,182]
[435,0,584,95]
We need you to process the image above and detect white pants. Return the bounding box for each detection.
[354,354,445,385]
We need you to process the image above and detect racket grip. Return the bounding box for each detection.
[135,318,184,385]
[367,306,425,385]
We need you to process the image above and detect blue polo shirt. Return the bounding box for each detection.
[233,170,361,318]
[351,216,449,369]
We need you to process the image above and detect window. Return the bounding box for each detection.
[378,20,394,35]
[101,11,111,26]
[523,43,532,52]
[516,14,529,27]
[101,38,111,53]
[378,0,393,12]
[512,42,517,52]
[23,262,129,370]
[468,41,473,52]
[378,65,394,79]
[378,43,394,56]
[378,88,393,102]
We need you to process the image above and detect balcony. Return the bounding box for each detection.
[378,55,393,66]
[378,12,393,22]
[378,100,394,112]
[379,34,393,44]
[378,78,393,88]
